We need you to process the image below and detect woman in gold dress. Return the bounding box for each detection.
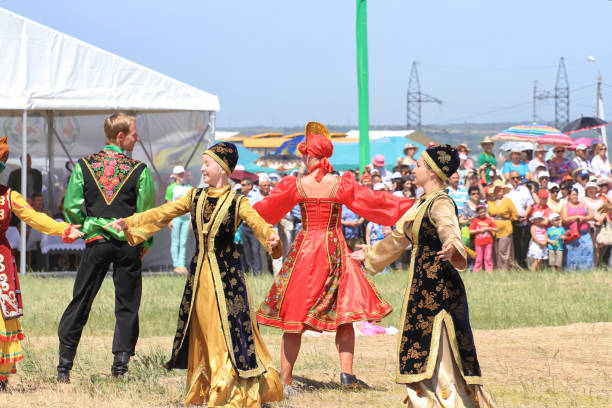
[107,142,283,407]
[351,144,495,407]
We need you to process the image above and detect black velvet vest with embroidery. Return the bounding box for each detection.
[398,198,482,380]
[79,150,145,219]
[166,188,262,377]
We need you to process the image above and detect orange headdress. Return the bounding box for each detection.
[297,122,334,182]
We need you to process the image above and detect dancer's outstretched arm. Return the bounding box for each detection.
[336,172,414,227]
[105,188,193,246]
[11,190,83,241]
[238,196,282,259]
[351,196,466,273]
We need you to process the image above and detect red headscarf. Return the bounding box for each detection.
[298,133,334,182]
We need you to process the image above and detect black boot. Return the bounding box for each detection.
[0,379,7,391]
[111,352,131,379]
[57,343,77,383]
[340,372,369,390]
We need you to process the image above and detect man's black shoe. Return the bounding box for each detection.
[111,352,131,378]
[56,370,70,384]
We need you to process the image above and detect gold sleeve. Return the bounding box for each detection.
[10,190,68,236]
[124,188,193,246]
[430,197,467,271]
[364,216,411,275]
[238,196,282,259]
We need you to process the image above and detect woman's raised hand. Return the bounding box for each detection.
[105,218,127,232]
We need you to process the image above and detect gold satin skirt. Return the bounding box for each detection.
[185,259,282,407]
[404,325,495,408]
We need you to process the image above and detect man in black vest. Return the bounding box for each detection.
[56,113,155,382]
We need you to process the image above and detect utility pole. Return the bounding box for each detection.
[531,57,570,128]
[407,61,442,131]
[555,57,570,129]
[597,73,607,147]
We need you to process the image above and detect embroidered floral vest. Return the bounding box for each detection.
[80,150,145,219]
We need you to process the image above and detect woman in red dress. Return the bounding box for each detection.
[254,122,413,394]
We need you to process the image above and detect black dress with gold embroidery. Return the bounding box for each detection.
[398,199,481,382]
[167,188,262,376]
[124,186,282,406]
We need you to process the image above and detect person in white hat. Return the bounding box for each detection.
[502,149,532,182]
[527,211,549,271]
[165,165,193,274]
[546,182,565,214]
[596,177,612,201]
[397,143,418,168]
[572,144,593,173]
[528,144,549,175]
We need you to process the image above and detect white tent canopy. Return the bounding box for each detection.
[0,7,220,272]
[0,7,219,111]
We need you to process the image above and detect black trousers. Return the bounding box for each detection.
[57,239,142,356]
[512,222,530,269]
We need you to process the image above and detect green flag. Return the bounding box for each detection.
[356,0,370,172]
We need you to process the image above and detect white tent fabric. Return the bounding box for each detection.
[0,7,220,272]
[0,7,219,111]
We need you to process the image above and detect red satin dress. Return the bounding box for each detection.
[254,172,414,332]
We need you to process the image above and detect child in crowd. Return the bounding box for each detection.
[546,213,566,271]
[527,211,548,270]
[469,204,497,273]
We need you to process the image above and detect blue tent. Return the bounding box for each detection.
[330,137,424,171]
[236,137,425,174]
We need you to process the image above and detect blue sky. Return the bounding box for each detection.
[2,0,611,128]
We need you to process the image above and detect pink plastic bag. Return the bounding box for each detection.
[356,321,387,335]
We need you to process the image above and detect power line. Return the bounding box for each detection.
[429,100,533,124]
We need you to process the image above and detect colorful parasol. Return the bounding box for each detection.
[493,124,562,142]
[562,116,609,135]
[230,167,258,183]
[572,137,601,147]
[536,129,574,146]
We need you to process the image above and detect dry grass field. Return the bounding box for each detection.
[1,269,611,407]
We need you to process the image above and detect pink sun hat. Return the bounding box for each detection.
[372,154,386,167]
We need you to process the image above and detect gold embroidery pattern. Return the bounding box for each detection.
[166,189,265,378]
[396,192,482,385]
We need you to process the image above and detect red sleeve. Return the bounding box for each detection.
[253,176,300,225]
[469,219,479,230]
[336,172,414,226]
[487,218,497,228]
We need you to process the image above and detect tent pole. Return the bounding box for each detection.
[184,124,210,169]
[20,110,28,275]
[210,112,216,143]
[51,127,75,167]
[137,139,167,192]
[47,111,55,213]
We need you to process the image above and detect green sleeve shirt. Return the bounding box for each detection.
[64,146,156,249]
[165,182,176,202]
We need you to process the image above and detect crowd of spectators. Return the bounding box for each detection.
[11,138,612,274]
[241,138,612,275]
